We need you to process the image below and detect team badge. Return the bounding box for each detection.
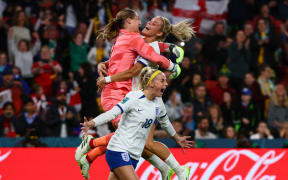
[121,97,129,104]
[155,107,159,116]
[121,152,130,162]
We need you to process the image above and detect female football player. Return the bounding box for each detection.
[81,67,193,180]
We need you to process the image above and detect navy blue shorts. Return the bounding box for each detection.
[105,149,139,171]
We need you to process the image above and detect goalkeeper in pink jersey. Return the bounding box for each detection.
[75,9,194,179]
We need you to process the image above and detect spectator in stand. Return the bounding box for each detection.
[192,82,212,122]
[0,52,12,81]
[238,88,260,136]
[250,121,274,139]
[45,88,79,137]
[165,89,184,122]
[203,21,228,80]
[221,91,238,127]
[0,102,17,137]
[12,66,30,95]
[222,125,236,139]
[14,128,47,147]
[195,116,216,139]
[252,4,282,33]
[9,10,31,50]
[181,103,196,135]
[0,70,27,115]
[30,84,48,120]
[41,24,69,65]
[251,18,278,67]
[177,56,194,102]
[227,30,250,91]
[208,104,224,135]
[243,72,267,116]
[32,45,62,96]
[78,62,98,118]
[209,68,236,106]
[14,99,44,137]
[258,64,275,97]
[190,73,203,99]
[87,38,110,68]
[267,84,288,134]
[8,29,41,84]
[69,19,94,73]
[257,64,275,115]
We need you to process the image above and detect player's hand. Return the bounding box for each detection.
[96,76,106,93]
[174,135,194,153]
[169,64,181,79]
[80,116,95,134]
[97,62,107,77]
[169,45,184,64]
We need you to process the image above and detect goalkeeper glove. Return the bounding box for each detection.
[169,64,181,79]
[169,45,184,64]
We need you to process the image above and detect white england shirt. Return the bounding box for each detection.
[107,90,167,160]
[132,41,160,90]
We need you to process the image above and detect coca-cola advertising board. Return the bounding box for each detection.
[0,148,287,180]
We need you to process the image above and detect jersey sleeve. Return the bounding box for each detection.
[115,92,135,113]
[158,99,176,136]
[158,42,170,52]
[92,105,122,126]
[131,35,170,69]
[135,56,149,67]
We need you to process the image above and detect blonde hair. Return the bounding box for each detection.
[271,84,288,107]
[157,16,195,41]
[97,9,136,41]
[138,67,161,89]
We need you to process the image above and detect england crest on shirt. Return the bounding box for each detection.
[121,152,130,162]
[155,107,159,117]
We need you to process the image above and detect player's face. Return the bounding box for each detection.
[141,17,163,38]
[129,14,141,32]
[151,73,168,97]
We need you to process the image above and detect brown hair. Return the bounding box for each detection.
[12,10,29,27]
[97,9,136,41]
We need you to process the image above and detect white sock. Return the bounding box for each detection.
[165,153,184,176]
[147,154,170,174]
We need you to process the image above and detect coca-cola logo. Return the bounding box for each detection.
[0,150,12,180]
[136,150,285,180]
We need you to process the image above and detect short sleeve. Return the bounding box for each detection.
[116,92,135,113]
[135,56,149,67]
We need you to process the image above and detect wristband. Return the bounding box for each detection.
[105,76,112,83]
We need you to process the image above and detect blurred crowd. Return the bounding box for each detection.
[1,0,288,146]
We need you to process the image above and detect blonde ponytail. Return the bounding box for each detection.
[157,16,195,41]
[171,20,195,41]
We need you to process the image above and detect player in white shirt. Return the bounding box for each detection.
[81,67,193,180]
[76,16,194,179]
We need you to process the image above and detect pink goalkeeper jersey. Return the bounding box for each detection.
[105,29,170,92]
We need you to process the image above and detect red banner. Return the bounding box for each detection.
[0,148,287,180]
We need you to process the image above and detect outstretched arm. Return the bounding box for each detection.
[81,105,122,132]
[131,35,174,70]
[84,19,94,44]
